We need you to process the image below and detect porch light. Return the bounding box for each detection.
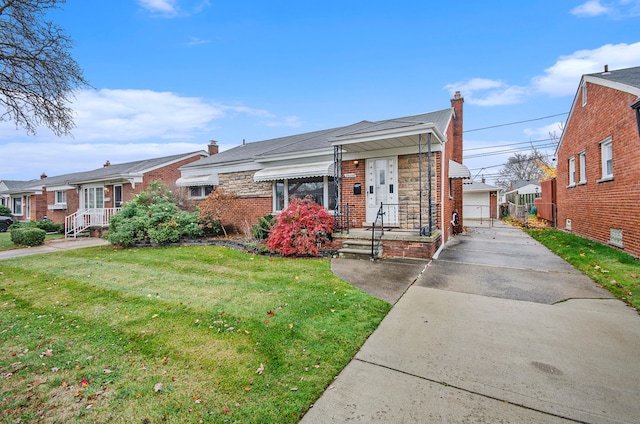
[353,160,359,168]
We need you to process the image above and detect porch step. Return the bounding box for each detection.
[338,239,383,260]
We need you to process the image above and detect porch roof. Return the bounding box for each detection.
[253,161,334,182]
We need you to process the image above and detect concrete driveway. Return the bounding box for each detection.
[301,223,640,423]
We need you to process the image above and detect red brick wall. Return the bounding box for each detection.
[340,159,367,227]
[141,155,205,192]
[557,81,640,257]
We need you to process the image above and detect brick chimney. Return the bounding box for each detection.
[208,140,219,155]
[450,91,464,163]
[40,172,47,179]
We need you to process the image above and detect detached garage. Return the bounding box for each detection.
[463,180,499,221]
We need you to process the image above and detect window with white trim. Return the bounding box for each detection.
[189,185,214,199]
[273,177,335,212]
[568,156,576,186]
[600,138,613,180]
[55,190,67,205]
[578,151,586,183]
[12,197,23,216]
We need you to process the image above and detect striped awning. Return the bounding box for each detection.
[253,162,335,182]
[449,160,471,179]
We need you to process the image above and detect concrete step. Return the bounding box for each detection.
[338,246,383,260]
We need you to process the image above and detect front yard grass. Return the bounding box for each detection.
[0,245,391,423]
[524,228,639,311]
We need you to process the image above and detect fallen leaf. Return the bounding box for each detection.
[103,369,113,374]
[291,387,298,391]
[32,376,48,387]
[631,273,638,278]
[256,363,264,375]
[267,310,275,316]
[39,349,53,358]
[223,405,231,415]
[153,383,163,393]
[244,386,251,391]
[80,379,89,387]
[288,323,293,329]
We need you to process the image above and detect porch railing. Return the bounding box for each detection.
[370,203,385,261]
[333,203,351,234]
[65,208,121,238]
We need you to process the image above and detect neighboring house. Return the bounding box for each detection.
[180,92,470,258]
[463,180,499,220]
[503,180,541,204]
[555,65,640,257]
[0,151,207,237]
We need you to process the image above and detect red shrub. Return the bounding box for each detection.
[265,196,333,256]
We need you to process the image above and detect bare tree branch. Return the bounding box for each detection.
[0,0,89,136]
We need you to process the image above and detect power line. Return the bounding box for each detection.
[464,112,568,133]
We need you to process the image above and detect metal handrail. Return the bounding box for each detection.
[333,203,350,234]
[370,202,385,261]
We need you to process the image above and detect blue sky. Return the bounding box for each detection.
[1,0,640,184]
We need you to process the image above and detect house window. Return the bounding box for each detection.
[114,185,123,208]
[189,185,214,199]
[568,157,576,186]
[55,190,67,205]
[273,177,335,212]
[600,138,613,180]
[581,82,587,106]
[578,151,586,184]
[12,197,23,216]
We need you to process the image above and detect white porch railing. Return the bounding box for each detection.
[65,208,121,238]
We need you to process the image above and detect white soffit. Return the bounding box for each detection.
[176,174,218,186]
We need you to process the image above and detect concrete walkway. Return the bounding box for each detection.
[0,237,109,260]
[302,222,640,423]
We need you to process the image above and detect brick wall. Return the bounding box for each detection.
[557,81,640,257]
[340,160,367,227]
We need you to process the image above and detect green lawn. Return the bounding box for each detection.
[0,245,391,423]
[524,228,640,311]
[0,232,64,251]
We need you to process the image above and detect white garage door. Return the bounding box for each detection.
[463,192,491,219]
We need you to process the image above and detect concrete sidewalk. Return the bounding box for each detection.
[0,237,109,260]
[301,224,640,423]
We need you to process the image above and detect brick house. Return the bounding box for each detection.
[0,151,207,237]
[555,65,640,257]
[180,93,469,259]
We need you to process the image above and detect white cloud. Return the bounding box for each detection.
[523,122,565,140]
[445,42,640,105]
[570,0,611,17]
[444,78,528,106]
[186,36,210,46]
[532,41,640,96]
[570,0,640,18]
[138,0,178,16]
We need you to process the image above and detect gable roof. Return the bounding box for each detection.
[556,66,640,155]
[183,108,453,169]
[0,180,41,195]
[584,66,640,93]
[1,151,206,194]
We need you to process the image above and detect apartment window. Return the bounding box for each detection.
[273,177,335,212]
[189,185,214,199]
[600,138,613,180]
[581,82,587,106]
[578,151,586,184]
[568,157,576,186]
[12,197,23,216]
[55,190,67,205]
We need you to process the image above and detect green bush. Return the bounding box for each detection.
[252,214,275,240]
[106,181,202,247]
[10,227,46,247]
[0,205,12,218]
[36,220,64,233]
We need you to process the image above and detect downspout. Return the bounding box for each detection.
[427,132,432,236]
[418,133,422,231]
[440,140,446,249]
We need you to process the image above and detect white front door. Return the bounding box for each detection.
[81,186,104,210]
[366,157,398,224]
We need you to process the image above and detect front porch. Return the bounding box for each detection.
[65,208,121,238]
[332,227,442,260]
